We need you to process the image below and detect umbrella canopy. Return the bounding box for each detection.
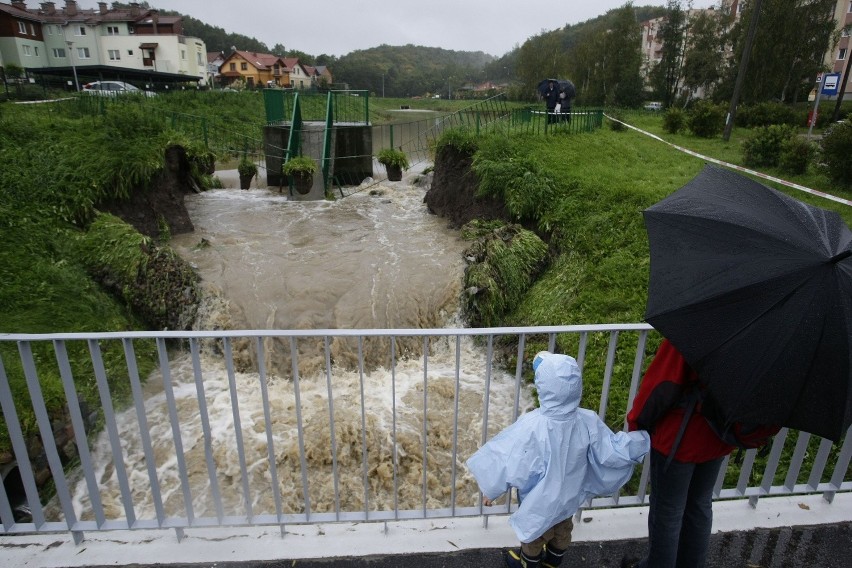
[536,78,575,99]
[643,165,852,442]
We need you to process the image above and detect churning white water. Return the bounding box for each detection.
[67,174,533,521]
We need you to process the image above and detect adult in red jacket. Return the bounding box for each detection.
[625,339,733,568]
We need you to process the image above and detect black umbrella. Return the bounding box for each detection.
[643,165,852,442]
[536,79,575,99]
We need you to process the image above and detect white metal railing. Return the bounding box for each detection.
[1,325,850,544]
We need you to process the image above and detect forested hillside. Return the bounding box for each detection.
[150,1,838,107]
[332,45,494,97]
[148,1,670,99]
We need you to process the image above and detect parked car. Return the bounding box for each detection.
[82,81,156,97]
[644,101,663,111]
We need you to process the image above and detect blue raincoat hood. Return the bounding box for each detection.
[535,351,582,418]
[466,353,650,543]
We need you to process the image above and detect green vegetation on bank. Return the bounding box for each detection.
[436,111,852,485]
[0,99,211,455]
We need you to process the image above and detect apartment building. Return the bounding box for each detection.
[825,0,852,97]
[0,0,207,88]
[641,0,851,102]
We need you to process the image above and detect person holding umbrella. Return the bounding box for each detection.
[623,339,735,568]
[542,80,560,124]
[558,80,575,123]
[623,164,852,567]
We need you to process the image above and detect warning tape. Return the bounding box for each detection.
[604,114,852,208]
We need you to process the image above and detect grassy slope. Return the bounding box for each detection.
[509,114,852,330]
[480,114,852,483]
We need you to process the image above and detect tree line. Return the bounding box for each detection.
[162,1,845,106]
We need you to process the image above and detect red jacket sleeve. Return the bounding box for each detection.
[627,339,734,462]
[627,339,691,432]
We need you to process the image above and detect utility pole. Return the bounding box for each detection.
[831,45,852,122]
[66,40,79,92]
[723,0,763,142]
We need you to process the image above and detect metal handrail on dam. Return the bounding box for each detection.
[1,324,850,544]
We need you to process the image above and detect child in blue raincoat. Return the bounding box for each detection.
[466,352,650,568]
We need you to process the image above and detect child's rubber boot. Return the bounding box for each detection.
[542,544,566,567]
[503,548,541,568]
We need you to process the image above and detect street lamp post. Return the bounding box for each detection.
[66,41,79,91]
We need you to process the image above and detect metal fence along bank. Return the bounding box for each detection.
[2,324,850,544]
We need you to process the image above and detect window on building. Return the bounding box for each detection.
[52,47,66,58]
[34,46,39,57]
[108,49,121,61]
[181,49,186,60]
[17,21,26,34]
[75,26,86,36]
[107,26,120,35]
[23,45,31,56]
[241,62,248,70]
[29,23,36,35]
[128,49,134,55]
[229,62,236,71]
[197,52,203,65]
[77,47,90,59]
[840,48,848,61]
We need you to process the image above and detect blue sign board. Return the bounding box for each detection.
[822,73,841,96]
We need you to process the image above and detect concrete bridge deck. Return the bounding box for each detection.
[4,493,850,567]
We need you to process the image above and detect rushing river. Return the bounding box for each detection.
[65,173,532,520]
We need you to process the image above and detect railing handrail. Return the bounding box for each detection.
[2,324,850,544]
[0,323,653,341]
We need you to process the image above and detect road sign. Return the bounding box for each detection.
[822,73,841,96]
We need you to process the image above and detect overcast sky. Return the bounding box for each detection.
[82,1,717,57]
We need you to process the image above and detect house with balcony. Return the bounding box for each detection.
[218,51,320,90]
[219,50,289,89]
[0,0,208,89]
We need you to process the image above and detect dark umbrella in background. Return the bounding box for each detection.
[536,79,576,99]
[643,165,852,442]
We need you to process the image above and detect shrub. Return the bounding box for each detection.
[609,112,627,131]
[472,136,563,231]
[687,101,725,138]
[662,108,685,134]
[461,221,548,328]
[237,155,258,177]
[736,102,798,128]
[376,147,409,169]
[820,120,852,186]
[741,124,796,167]
[778,137,815,175]
[282,155,317,175]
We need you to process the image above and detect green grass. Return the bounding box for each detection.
[447,112,852,486]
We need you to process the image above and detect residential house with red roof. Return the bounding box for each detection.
[219,49,288,88]
[218,51,322,90]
